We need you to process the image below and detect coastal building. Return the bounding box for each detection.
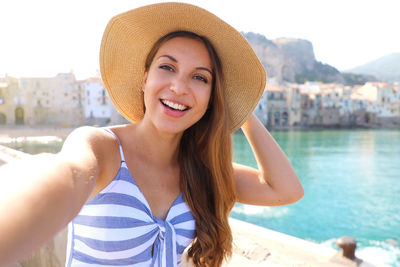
[338,86,357,126]
[53,73,85,126]
[285,83,301,126]
[0,82,6,124]
[19,76,52,125]
[352,82,400,126]
[254,90,268,126]
[299,81,321,93]
[319,84,343,109]
[265,84,288,128]
[299,92,319,126]
[318,84,342,126]
[18,73,85,126]
[0,75,20,125]
[83,77,112,125]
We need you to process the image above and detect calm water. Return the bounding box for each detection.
[233,129,400,266]
[2,130,399,266]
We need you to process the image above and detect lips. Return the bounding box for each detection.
[160,99,190,111]
[159,99,191,118]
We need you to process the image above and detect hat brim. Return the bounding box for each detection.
[100,2,266,132]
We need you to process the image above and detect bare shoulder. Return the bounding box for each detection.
[62,126,115,150]
[59,126,120,167]
[62,126,110,146]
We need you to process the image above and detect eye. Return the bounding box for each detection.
[193,75,208,84]
[159,65,174,72]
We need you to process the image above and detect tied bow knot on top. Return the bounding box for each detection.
[151,218,178,266]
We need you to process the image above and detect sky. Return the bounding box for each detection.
[1,0,399,79]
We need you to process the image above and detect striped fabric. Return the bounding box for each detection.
[65,129,196,266]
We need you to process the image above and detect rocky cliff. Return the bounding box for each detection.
[243,32,374,85]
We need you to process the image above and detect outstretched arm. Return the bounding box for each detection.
[0,127,103,266]
[234,114,304,206]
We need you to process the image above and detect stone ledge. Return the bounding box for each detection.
[0,144,32,163]
[227,218,389,267]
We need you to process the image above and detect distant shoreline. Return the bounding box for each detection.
[1,125,399,140]
[0,126,75,139]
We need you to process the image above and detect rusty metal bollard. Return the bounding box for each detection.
[337,236,356,260]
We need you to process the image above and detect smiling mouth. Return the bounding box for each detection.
[160,99,190,111]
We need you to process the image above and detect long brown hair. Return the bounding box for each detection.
[145,31,236,266]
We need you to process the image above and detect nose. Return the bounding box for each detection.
[170,75,188,95]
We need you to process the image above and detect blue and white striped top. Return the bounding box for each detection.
[65,129,196,266]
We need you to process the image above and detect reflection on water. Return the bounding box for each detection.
[1,140,63,155]
[233,129,400,266]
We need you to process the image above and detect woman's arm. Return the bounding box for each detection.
[0,127,103,266]
[234,114,304,206]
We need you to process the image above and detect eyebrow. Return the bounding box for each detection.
[157,55,214,76]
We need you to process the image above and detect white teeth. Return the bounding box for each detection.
[161,100,187,111]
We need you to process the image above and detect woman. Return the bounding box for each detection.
[0,3,303,267]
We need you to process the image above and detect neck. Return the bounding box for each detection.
[133,120,182,167]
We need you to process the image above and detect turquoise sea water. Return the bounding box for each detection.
[2,129,399,266]
[232,129,400,266]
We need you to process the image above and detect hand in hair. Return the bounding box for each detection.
[234,114,304,206]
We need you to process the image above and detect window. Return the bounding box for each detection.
[102,90,106,105]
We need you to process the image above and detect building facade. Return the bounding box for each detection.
[0,76,20,125]
[18,73,85,126]
[84,77,112,125]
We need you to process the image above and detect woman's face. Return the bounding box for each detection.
[142,37,213,134]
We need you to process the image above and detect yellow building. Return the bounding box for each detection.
[19,73,85,126]
[353,82,395,116]
[0,75,23,125]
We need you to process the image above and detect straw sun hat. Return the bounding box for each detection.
[100,2,266,132]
